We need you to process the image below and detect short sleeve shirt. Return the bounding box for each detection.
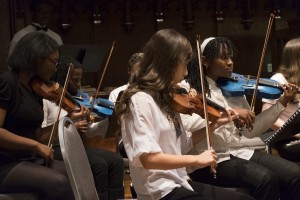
[0,71,44,162]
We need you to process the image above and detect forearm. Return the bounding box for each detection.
[139,152,199,170]
[0,128,39,151]
[191,121,220,145]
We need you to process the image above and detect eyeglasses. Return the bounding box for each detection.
[47,57,59,67]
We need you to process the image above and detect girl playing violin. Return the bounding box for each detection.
[181,36,300,200]
[0,32,74,199]
[42,56,124,200]
[262,37,300,162]
[116,29,254,200]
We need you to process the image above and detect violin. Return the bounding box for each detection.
[30,76,81,112]
[171,87,223,122]
[74,91,114,117]
[217,73,283,99]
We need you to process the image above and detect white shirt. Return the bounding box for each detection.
[108,84,129,104]
[42,99,109,139]
[9,23,63,56]
[262,73,300,123]
[121,91,193,200]
[179,77,285,173]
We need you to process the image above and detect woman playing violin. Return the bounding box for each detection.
[262,37,300,162]
[181,37,300,200]
[43,56,124,200]
[0,32,74,199]
[116,29,254,200]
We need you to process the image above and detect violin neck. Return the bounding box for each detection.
[206,98,226,112]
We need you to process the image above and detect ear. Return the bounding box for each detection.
[202,56,208,69]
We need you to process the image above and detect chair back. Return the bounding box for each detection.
[58,117,99,200]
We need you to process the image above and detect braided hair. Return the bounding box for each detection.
[186,37,237,94]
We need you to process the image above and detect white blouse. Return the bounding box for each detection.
[121,91,193,200]
[179,77,285,173]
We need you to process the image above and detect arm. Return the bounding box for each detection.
[139,150,217,172]
[0,108,54,163]
[262,102,285,130]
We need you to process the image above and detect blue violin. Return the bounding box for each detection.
[74,91,114,117]
[217,73,283,99]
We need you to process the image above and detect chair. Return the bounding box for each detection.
[58,117,99,200]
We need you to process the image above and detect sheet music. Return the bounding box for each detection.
[262,107,300,144]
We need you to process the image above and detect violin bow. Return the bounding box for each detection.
[48,63,74,147]
[250,13,275,111]
[90,41,115,112]
[196,35,217,178]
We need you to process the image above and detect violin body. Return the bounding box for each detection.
[217,73,282,99]
[172,87,222,122]
[75,91,114,117]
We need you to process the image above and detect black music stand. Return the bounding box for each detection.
[60,44,111,86]
[260,107,300,145]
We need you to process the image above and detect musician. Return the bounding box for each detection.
[181,37,300,200]
[8,0,63,56]
[0,32,73,199]
[108,52,143,104]
[116,29,255,200]
[262,37,300,162]
[42,56,125,200]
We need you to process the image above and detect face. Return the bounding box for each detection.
[68,68,83,95]
[36,50,59,81]
[32,4,53,26]
[206,47,234,80]
[172,60,188,85]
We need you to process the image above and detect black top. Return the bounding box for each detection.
[0,71,44,162]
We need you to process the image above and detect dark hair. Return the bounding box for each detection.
[51,56,82,86]
[116,29,192,121]
[186,37,237,94]
[128,53,144,68]
[8,32,59,73]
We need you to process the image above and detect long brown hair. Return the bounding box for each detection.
[116,29,192,122]
[277,38,300,87]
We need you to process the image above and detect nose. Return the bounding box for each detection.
[226,58,233,66]
[184,65,188,77]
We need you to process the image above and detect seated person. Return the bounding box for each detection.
[181,37,300,200]
[262,37,300,162]
[42,56,124,200]
[0,32,73,200]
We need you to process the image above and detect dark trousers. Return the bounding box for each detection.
[189,150,300,200]
[0,160,74,200]
[160,180,255,200]
[53,145,124,200]
[274,138,300,162]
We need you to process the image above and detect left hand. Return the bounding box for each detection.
[280,83,299,107]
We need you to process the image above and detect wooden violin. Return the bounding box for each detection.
[171,87,223,122]
[30,76,81,112]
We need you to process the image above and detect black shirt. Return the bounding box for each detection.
[0,71,44,162]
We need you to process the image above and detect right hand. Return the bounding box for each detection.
[195,150,218,173]
[73,119,89,135]
[233,108,255,130]
[35,143,54,165]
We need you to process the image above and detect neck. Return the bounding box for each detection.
[206,72,219,81]
[19,70,34,89]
